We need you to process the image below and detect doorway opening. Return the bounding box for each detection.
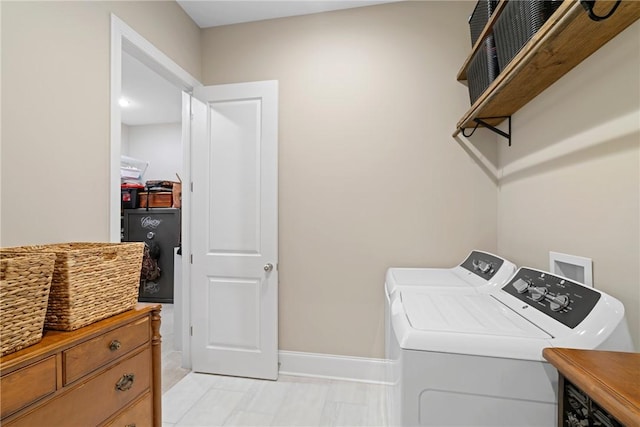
[110,14,201,369]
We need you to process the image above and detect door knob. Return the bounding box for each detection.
[264,263,274,272]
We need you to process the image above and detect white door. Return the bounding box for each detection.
[190,81,278,380]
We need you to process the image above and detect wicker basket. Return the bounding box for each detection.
[2,243,144,331]
[468,0,499,46]
[493,0,563,70]
[0,253,56,356]
[467,32,500,105]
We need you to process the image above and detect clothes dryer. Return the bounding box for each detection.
[385,250,516,297]
[385,251,516,362]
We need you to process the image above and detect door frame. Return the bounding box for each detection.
[109,14,201,367]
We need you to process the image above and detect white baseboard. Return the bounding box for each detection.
[278,350,389,384]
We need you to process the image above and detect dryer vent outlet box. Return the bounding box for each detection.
[549,251,593,287]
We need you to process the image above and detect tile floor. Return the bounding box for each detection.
[159,304,389,427]
[160,304,190,393]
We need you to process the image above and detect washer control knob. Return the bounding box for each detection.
[549,294,570,312]
[512,278,530,294]
[530,286,548,302]
[481,262,493,274]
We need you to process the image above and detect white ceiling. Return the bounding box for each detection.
[177,0,397,28]
[121,1,398,126]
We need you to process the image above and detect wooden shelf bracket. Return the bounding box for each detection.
[460,116,512,146]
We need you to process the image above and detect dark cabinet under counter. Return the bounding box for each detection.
[543,348,640,427]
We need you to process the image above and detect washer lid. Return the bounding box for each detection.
[401,291,552,339]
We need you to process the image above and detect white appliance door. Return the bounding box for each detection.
[191,81,278,380]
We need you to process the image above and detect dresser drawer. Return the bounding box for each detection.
[103,392,152,427]
[64,316,150,385]
[7,347,151,427]
[0,356,56,419]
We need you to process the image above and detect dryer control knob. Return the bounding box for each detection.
[473,260,492,274]
[531,286,548,301]
[512,278,530,294]
[549,294,570,312]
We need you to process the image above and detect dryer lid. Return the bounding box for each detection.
[385,251,517,297]
[401,291,552,339]
[388,268,463,286]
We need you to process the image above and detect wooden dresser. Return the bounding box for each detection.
[543,347,640,427]
[0,304,161,427]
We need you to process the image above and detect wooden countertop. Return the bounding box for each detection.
[543,348,640,426]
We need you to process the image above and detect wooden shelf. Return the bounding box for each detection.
[453,0,640,137]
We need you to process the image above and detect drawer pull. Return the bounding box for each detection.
[115,373,135,391]
[126,425,136,427]
[109,340,122,351]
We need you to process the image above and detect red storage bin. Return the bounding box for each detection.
[121,183,144,209]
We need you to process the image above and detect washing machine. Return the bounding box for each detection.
[386,267,634,426]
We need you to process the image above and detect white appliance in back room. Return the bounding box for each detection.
[386,261,634,426]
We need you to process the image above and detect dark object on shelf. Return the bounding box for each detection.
[580,0,621,22]
[467,32,500,105]
[140,242,161,284]
[145,180,174,190]
[468,0,499,46]
[493,0,563,70]
[121,183,144,209]
[123,208,180,303]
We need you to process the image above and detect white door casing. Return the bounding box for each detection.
[111,14,201,369]
[110,14,200,243]
[191,81,278,380]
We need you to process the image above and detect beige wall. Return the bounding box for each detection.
[1,1,200,245]
[6,0,631,360]
[497,22,640,349]
[201,1,499,358]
